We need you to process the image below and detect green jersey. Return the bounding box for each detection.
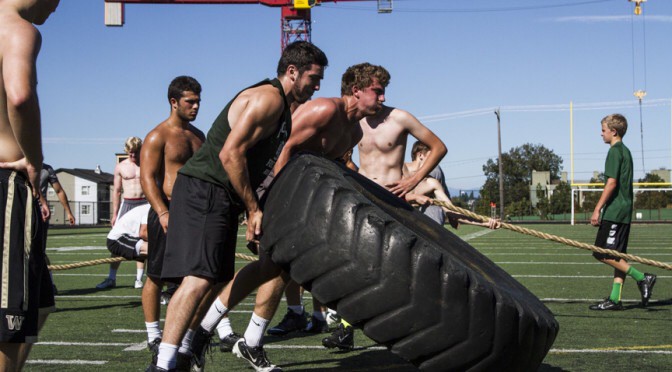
[601,141,633,224]
[179,78,291,200]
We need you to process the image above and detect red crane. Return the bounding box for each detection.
[104,0,393,50]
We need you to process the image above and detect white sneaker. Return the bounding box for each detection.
[134,279,143,289]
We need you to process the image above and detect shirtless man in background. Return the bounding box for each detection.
[358,105,447,198]
[140,76,205,361]
[97,136,148,289]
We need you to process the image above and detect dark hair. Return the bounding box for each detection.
[276,41,328,76]
[340,63,391,96]
[168,76,201,102]
[411,141,430,160]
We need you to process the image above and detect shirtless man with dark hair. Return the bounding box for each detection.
[139,76,205,360]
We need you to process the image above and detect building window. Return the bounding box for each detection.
[81,205,91,215]
[49,205,55,215]
[47,187,55,197]
[81,185,91,196]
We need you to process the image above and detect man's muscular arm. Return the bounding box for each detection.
[3,23,43,193]
[220,89,284,243]
[387,110,446,197]
[273,100,335,175]
[140,131,169,232]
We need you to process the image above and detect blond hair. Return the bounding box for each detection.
[601,114,628,138]
[124,136,142,154]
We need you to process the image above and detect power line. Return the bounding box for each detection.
[417,98,672,123]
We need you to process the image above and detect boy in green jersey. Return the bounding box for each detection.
[589,114,656,310]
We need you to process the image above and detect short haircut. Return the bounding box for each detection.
[168,76,201,102]
[276,41,328,76]
[601,113,628,138]
[411,141,430,161]
[124,136,142,154]
[341,63,391,96]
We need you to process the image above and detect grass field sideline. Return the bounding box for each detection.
[27,224,671,371]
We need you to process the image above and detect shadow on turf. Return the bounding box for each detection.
[539,364,570,372]
[54,301,142,313]
[279,348,417,371]
[281,350,570,372]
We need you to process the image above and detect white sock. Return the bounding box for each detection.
[244,313,269,347]
[145,321,162,343]
[312,310,326,322]
[201,297,229,332]
[216,316,234,339]
[108,268,118,280]
[288,305,304,315]
[157,343,178,370]
[178,328,195,355]
[136,268,144,281]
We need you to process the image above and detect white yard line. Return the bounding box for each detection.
[460,229,495,241]
[26,359,107,365]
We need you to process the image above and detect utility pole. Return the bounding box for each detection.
[495,108,505,220]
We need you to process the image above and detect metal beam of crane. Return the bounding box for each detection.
[104,0,391,50]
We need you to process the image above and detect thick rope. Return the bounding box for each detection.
[48,252,258,271]
[435,200,672,272]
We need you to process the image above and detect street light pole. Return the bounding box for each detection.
[495,108,505,220]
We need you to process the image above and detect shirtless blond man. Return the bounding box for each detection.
[139,76,205,358]
[358,105,447,198]
[0,0,60,370]
[97,136,148,289]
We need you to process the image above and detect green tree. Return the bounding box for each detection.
[550,181,572,215]
[635,173,671,210]
[478,143,563,216]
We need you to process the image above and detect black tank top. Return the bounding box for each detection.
[179,78,291,199]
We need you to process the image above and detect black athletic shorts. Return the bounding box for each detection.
[593,220,630,262]
[147,202,168,280]
[161,174,243,283]
[0,170,52,343]
[107,236,143,261]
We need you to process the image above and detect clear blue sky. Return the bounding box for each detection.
[38,0,672,191]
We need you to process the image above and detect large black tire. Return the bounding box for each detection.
[260,154,558,371]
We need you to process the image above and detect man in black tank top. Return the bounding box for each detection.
[149,42,327,372]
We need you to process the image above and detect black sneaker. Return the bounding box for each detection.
[232,339,281,372]
[267,310,307,336]
[160,291,172,306]
[189,327,212,372]
[637,273,657,307]
[175,352,191,372]
[219,332,242,353]
[148,337,161,364]
[322,323,354,350]
[589,298,624,311]
[304,316,328,333]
